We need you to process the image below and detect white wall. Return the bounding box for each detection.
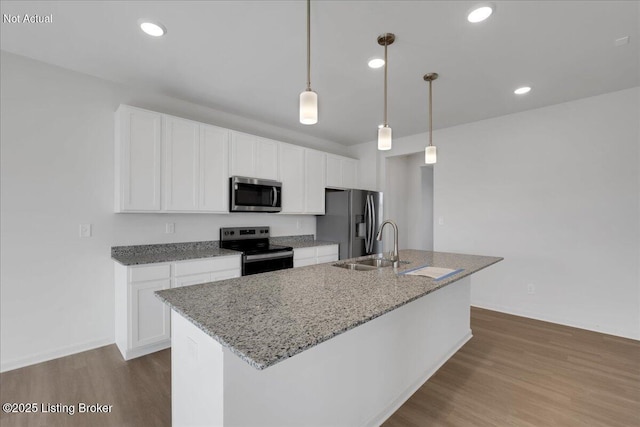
[0,52,346,372]
[352,87,640,340]
[382,153,433,252]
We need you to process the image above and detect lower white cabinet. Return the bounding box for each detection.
[293,244,339,268]
[115,254,241,360]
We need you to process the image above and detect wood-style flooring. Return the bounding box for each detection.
[1,308,638,427]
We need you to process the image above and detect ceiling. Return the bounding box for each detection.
[1,1,638,146]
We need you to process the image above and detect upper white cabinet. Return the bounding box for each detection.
[230,131,279,181]
[199,125,230,212]
[163,116,200,211]
[115,105,162,212]
[304,149,326,214]
[279,144,326,214]
[163,117,229,213]
[326,154,358,189]
[115,105,357,214]
[279,144,305,213]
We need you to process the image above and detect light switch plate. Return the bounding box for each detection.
[165,223,175,234]
[79,224,92,238]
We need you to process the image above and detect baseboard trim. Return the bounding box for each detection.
[366,330,473,427]
[0,337,114,373]
[471,302,639,342]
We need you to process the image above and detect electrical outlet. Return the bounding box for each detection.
[438,217,444,225]
[79,224,92,238]
[165,223,175,234]
[527,283,535,294]
[296,220,301,230]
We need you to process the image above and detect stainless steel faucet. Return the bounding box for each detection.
[376,220,399,268]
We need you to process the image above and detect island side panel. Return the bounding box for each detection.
[222,276,472,427]
[172,311,224,427]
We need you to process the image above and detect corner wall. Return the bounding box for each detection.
[0,52,344,372]
[350,87,640,340]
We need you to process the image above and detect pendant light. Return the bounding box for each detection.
[424,73,439,164]
[299,0,318,125]
[377,33,395,151]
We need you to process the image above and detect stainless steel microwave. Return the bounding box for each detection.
[230,176,282,213]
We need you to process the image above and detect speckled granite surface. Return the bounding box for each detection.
[111,236,336,266]
[271,235,339,249]
[156,249,502,370]
[111,241,239,266]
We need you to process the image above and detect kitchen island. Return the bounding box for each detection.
[156,249,502,426]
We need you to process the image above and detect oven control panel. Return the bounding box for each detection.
[220,226,270,241]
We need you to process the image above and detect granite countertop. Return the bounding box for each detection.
[271,235,339,249]
[111,241,239,266]
[111,235,338,266]
[156,249,502,370]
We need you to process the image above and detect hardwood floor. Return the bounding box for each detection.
[1,308,638,426]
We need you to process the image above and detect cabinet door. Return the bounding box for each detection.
[200,125,229,212]
[305,149,326,214]
[280,143,305,214]
[229,132,255,178]
[342,158,358,189]
[116,106,162,211]
[256,138,279,180]
[130,279,171,349]
[163,116,199,211]
[325,155,342,188]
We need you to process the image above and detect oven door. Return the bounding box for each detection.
[230,176,282,213]
[243,251,294,276]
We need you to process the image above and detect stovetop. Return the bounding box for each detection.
[219,227,293,255]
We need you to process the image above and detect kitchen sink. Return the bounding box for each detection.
[356,258,395,268]
[333,254,410,271]
[333,263,379,271]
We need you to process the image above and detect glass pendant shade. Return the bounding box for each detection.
[425,146,437,164]
[378,126,392,150]
[299,90,318,125]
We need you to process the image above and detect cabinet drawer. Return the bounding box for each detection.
[294,258,317,268]
[293,247,316,260]
[174,256,240,277]
[129,264,171,282]
[317,254,338,264]
[173,273,212,288]
[317,245,338,257]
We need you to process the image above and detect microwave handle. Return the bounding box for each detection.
[272,187,278,207]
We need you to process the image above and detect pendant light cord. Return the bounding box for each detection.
[383,42,388,126]
[306,0,311,91]
[428,79,433,146]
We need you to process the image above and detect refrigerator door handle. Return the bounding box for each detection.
[368,195,375,253]
[364,195,371,252]
[365,194,374,253]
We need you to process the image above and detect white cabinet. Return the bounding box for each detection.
[199,125,230,212]
[279,144,305,214]
[130,279,171,349]
[115,263,171,360]
[230,131,279,180]
[293,244,339,268]
[305,149,326,214]
[115,105,162,212]
[326,154,358,189]
[163,116,199,211]
[115,254,241,360]
[172,256,241,288]
[163,118,229,213]
[279,144,326,214]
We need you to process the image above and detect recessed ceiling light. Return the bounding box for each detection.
[368,58,385,69]
[467,4,495,23]
[139,20,166,37]
[514,86,531,95]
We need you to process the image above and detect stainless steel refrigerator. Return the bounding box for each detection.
[316,189,383,260]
